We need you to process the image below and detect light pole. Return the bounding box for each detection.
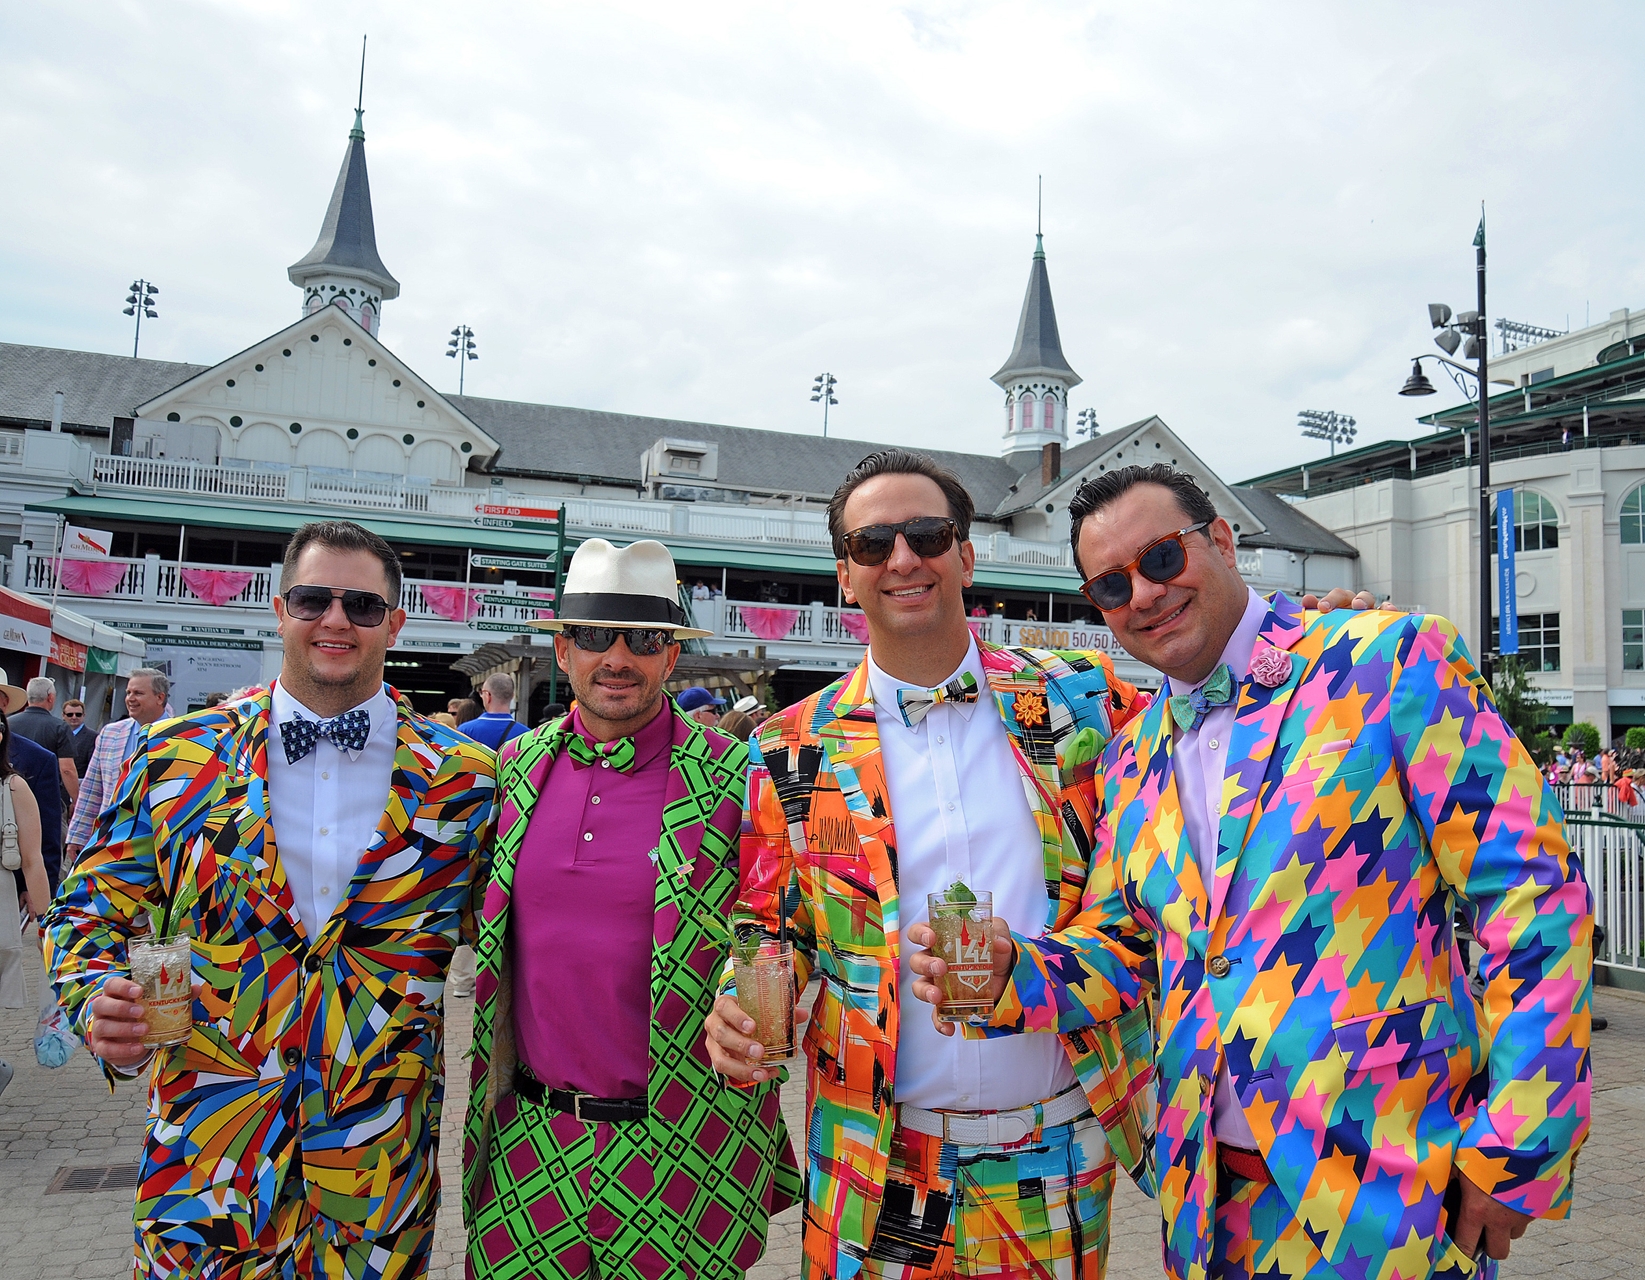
[810,372,837,437]
[123,280,159,358]
[1398,210,1491,676]
[447,325,478,394]
[1297,409,1357,456]
[1075,408,1100,440]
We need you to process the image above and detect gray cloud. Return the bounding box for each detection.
[2,1,1640,483]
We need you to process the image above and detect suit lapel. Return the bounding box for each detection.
[1210,593,1307,925]
[232,688,307,942]
[979,646,1067,931]
[815,661,901,963]
[651,707,708,956]
[1130,691,1210,945]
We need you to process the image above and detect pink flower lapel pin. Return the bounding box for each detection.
[1249,642,1292,689]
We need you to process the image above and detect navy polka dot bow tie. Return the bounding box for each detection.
[280,709,372,764]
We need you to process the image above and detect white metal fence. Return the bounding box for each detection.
[1567,815,1645,975]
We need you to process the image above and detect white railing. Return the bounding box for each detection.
[79,453,1077,568]
[22,552,272,609]
[1567,815,1645,974]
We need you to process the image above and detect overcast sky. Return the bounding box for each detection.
[3,2,1641,483]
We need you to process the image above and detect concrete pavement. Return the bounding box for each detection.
[4,941,1641,1279]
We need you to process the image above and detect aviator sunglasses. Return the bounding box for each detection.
[840,516,958,566]
[1079,522,1210,612]
[281,585,392,628]
[563,625,673,657]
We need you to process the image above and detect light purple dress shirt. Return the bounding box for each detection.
[1166,586,1266,1148]
[511,703,674,1098]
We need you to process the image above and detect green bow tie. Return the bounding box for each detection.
[563,732,638,773]
[1167,663,1235,734]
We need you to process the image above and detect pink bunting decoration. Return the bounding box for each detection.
[420,585,483,623]
[740,607,799,641]
[53,559,129,596]
[180,568,255,607]
[839,612,870,644]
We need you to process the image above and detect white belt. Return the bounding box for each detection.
[898,1084,1094,1148]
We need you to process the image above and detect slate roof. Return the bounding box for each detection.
[451,394,1027,514]
[1229,485,1359,557]
[0,343,205,434]
[287,112,400,299]
[990,424,1142,516]
[992,236,1080,388]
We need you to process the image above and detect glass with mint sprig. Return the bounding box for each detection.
[925,878,995,1025]
[702,910,797,1064]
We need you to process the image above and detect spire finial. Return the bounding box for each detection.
[350,35,367,140]
[1034,175,1045,259]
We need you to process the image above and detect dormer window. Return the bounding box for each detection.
[667,454,701,472]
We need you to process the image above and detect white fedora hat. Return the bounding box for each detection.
[534,539,712,639]
[0,667,26,716]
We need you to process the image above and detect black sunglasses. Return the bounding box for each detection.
[281,585,392,628]
[840,516,958,567]
[563,625,674,657]
[1080,523,1210,612]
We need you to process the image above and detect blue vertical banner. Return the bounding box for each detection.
[1497,490,1519,655]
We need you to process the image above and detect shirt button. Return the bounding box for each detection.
[591,795,601,805]
[947,802,956,812]
[583,832,594,842]
[1209,739,1219,750]
[601,760,611,768]
[318,827,329,836]
[320,885,331,897]
[959,1094,971,1103]
[936,735,945,744]
[321,771,330,780]
[1208,955,1231,978]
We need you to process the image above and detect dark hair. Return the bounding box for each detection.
[826,449,975,559]
[281,520,402,601]
[1067,463,1219,577]
[0,708,12,779]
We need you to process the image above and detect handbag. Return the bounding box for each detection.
[35,980,78,1068]
[0,777,20,872]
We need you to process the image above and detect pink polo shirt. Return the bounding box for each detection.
[511,703,674,1098]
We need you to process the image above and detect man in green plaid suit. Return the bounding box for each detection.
[463,539,800,1280]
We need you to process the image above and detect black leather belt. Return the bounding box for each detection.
[514,1065,647,1123]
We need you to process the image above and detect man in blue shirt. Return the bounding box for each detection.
[461,672,529,750]
[9,728,63,891]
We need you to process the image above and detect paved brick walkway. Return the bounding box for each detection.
[5,942,1641,1279]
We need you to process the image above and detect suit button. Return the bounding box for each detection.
[305,954,322,974]
[1208,955,1231,978]
[283,1047,301,1067]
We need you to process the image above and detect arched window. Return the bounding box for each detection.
[1491,489,1559,553]
[1622,484,1645,544]
[1043,393,1056,433]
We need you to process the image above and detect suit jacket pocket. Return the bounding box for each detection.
[1333,998,1460,1071]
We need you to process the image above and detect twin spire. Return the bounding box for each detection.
[288,37,398,333]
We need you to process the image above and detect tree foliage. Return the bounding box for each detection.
[1625,727,1645,751]
[1563,721,1601,756]
[1492,656,1553,764]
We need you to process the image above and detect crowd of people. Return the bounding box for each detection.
[0,450,1595,1280]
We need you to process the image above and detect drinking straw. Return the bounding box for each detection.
[158,838,187,939]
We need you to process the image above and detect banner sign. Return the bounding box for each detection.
[1497,491,1518,655]
[49,634,88,672]
[62,524,115,558]
[471,620,548,633]
[477,593,556,608]
[473,504,560,530]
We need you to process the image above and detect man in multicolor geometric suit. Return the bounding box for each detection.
[463,537,800,1280]
[46,519,498,1280]
[912,463,1593,1280]
[706,449,1359,1279]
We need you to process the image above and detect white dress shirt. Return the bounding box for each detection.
[266,680,398,943]
[868,640,1080,1112]
[1166,586,1266,1147]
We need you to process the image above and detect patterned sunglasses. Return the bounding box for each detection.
[1080,522,1209,611]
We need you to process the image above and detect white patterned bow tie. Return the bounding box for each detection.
[280,709,372,764]
[896,671,980,729]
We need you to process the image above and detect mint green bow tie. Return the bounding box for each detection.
[1167,663,1235,734]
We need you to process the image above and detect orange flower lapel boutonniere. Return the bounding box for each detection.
[1013,690,1048,728]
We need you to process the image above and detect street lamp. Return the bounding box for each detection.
[810,372,838,438]
[1075,407,1101,440]
[1396,211,1492,676]
[447,325,478,394]
[123,280,159,359]
[1297,409,1357,456]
